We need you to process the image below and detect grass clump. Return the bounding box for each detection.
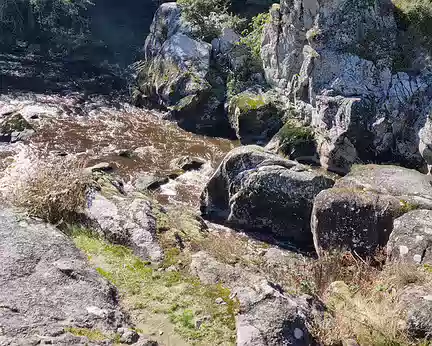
[72,229,237,345]
[14,157,91,224]
[309,252,432,346]
[64,327,116,342]
[392,0,432,70]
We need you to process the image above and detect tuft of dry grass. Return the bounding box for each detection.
[14,157,91,225]
[311,256,432,346]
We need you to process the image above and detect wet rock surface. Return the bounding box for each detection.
[0,207,130,345]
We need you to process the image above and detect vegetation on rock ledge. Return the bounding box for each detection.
[72,228,238,345]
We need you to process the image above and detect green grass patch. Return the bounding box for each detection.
[64,327,116,342]
[232,92,266,111]
[72,229,237,345]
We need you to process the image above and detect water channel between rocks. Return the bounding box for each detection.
[0,92,238,208]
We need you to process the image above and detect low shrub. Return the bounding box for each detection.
[14,157,91,224]
[177,0,245,42]
[240,12,270,60]
[0,0,92,45]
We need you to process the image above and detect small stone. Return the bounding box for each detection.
[85,162,113,173]
[215,297,226,305]
[118,328,139,344]
[117,149,137,159]
[165,265,178,272]
[293,328,304,340]
[159,330,164,335]
[171,156,206,171]
[86,306,108,318]
[135,174,169,191]
[195,315,211,329]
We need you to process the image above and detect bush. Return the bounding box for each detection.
[14,157,91,224]
[392,0,432,69]
[239,11,270,60]
[0,0,92,45]
[177,0,245,41]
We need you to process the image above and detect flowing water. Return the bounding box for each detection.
[0,89,237,207]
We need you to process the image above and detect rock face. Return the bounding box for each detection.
[190,251,320,346]
[201,145,334,248]
[134,2,233,136]
[387,210,432,265]
[85,174,163,262]
[312,165,432,255]
[400,285,432,339]
[0,208,129,345]
[261,0,432,173]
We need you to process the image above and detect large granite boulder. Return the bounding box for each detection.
[201,145,334,248]
[0,208,131,345]
[190,251,321,346]
[134,2,233,136]
[261,0,432,173]
[312,164,432,255]
[387,209,432,265]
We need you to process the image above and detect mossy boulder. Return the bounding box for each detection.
[312,164,432,256]
[227,90,283,144]
[0,112,34,142]
[266,121,317,161]
[134,3,236,137]
[201,145,334,249]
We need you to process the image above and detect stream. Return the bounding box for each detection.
[0,51,237,209]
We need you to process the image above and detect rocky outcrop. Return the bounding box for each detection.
[261,0,432,173]
[387,210,432,265]
[134,2,234,136]
[312,165,432,255]
[190,251,321,346]
[201,145,334,248]
[85,174,163,262]
[0,208,132,345]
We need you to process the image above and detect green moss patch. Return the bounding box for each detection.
[64,327,118,342]
[72,229,237,345]
[232,92,266,111]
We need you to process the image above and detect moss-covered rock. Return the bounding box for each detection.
[312,164,432,256]
[72,229,238,345]
[266,121,317,161]
[0,112,34,142]
[227,90,283,144]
